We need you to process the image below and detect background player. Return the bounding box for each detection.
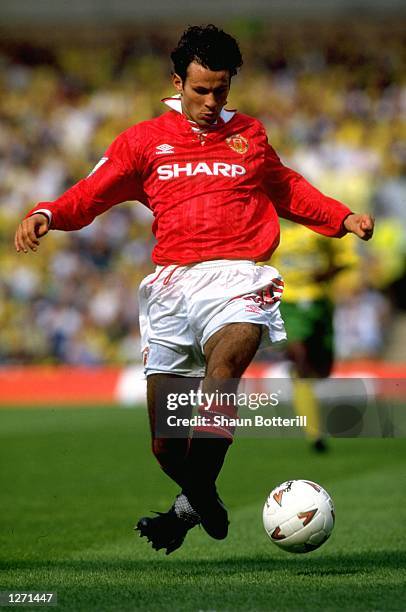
[271,222,359,451]
[14,24,374,554]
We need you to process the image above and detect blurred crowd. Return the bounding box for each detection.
[0,21,405,365]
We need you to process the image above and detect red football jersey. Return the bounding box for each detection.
[27,98,352,265]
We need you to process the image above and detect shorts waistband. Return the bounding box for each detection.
[155,259,256,272]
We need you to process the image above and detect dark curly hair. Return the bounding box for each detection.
[171,24,243,82]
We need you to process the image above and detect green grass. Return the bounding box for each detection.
[1,407,406,611]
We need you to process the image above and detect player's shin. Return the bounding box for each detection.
[180,401,236,539]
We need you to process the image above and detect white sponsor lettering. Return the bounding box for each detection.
[174,163,192,177]
[157,162,246,180]
[193,162,213,176]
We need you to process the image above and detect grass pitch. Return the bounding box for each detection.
[1,407,405,611]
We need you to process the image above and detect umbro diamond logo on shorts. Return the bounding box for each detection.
[156,143,175,155]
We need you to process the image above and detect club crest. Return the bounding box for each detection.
[226,134,249,154]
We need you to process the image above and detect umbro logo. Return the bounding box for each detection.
[156,143,175,155]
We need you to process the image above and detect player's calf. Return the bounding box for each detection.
[152,438,190,488]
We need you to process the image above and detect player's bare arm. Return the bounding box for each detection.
[343,213,375,241]
[14,213,50,253]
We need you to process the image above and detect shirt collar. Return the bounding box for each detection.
[162,94,236,125]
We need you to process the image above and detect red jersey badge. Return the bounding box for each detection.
[226,133,249,154]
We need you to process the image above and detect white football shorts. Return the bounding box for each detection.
[138,259,286,377]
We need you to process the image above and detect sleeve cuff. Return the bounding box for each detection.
[30,209,52,225]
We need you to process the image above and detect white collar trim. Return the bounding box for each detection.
[163,94,236,124]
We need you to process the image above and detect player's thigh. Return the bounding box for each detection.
[204,322,262,381]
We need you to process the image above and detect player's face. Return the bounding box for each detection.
[172,62,230,126]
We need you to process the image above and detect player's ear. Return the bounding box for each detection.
[172,72,183,93]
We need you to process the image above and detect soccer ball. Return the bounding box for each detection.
[263,479,335,553]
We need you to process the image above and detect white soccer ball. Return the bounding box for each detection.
[263,479,335,553]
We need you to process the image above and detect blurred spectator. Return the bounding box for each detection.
[334,284,391,360]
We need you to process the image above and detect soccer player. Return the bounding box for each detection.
[271,223,359,451]
[14,25,374,554]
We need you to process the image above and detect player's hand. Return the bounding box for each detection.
[343,213,375,241]
[14,213,50,253]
